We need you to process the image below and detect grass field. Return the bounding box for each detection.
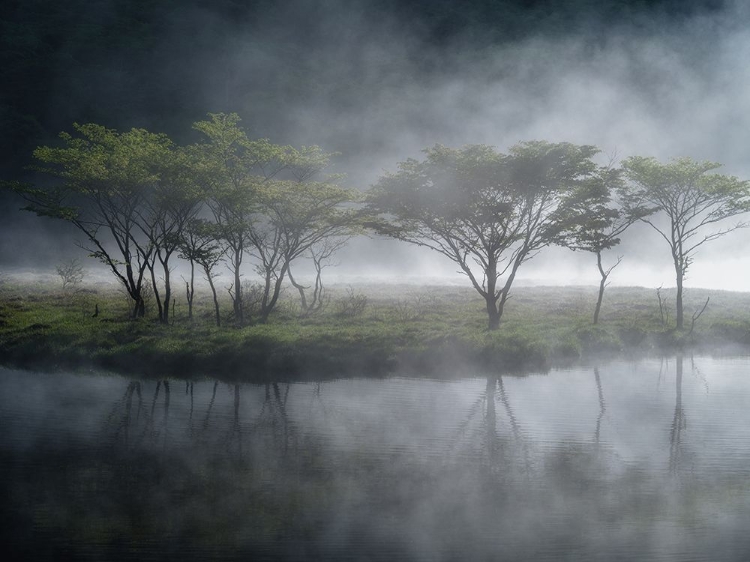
[1,273,749,379]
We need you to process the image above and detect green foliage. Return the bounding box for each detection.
[367,141,607,329]
[622,155,750,328]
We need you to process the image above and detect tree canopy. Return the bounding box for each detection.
[368,141,605,329]
[622,156,750,329]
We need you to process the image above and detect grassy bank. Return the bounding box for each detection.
[1,276,749,379]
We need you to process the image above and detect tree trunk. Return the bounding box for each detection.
[675,264,684,330]
[187,260,195,321]
[149,263,164,322]
[495,254,523,327]
[125,261,146,319]
[232,247,243,325]
[287,266,308,312]
[487,297,500,331]
[205,267,221,327]
[161,258,172,325]
[186,282,193,322]
[134,296,145,318]
[594,251,607,325]
[260,261,289,323]
[485,260,500,331]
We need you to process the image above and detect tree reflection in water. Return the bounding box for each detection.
[5,358,750,560]
[669,354,686,474]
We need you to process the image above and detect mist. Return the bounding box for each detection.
[3,0,750,291]
[5,4,750,558]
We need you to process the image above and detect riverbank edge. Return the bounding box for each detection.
[2,323,749,381]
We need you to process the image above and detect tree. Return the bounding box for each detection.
[367,141,604,330]
[136,146,204,324]
[288,236,350,316]
[56,258,85,293]
[190,113,290,326]
[9,123,172,318]
[249,146,360,322]
[554,164,647,324]
[179,219,225,327]
[622,156,750,329]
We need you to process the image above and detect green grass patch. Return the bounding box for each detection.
[1,277,749,379]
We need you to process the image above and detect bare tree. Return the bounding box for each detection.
[56,258,84,293]
[287,236,349,316]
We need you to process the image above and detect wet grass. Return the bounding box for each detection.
[1,277,749,379]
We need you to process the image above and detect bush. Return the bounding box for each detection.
[336,287,367,317]
[56,259,84,292]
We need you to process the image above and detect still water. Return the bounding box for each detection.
[2,356,750,560]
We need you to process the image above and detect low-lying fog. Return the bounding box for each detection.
[3,0,750,292]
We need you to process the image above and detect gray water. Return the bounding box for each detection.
[2,355,750,560]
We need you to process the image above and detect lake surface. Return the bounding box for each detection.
[2,356,750,560]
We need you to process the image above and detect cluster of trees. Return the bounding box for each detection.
[5,118,750,332]
[367,143,750,330]
[7,113,359,326]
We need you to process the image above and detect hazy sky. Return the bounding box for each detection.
[3,0,750,290]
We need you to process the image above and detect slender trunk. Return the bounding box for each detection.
[187,261,195,321]
[125,261,145,319]
[675,263,684,330]
[149,263,163,322]
[205,266,221,327]
[260,261,289,323]
[311,260,324,311]
[594,251,607,325]
[161,257,171,325]
[287,266,308,312]
[496,259,522,324]
[232,247,243,325]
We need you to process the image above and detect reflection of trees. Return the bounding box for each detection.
[142,380,170,450]
[203,380,219,430]
[484,377,499,468]
[255,383,297,457]
[669,355,686,474]
[186,381,194,438]
[593,367,606,446]
[108,381,142,447]
[104,378,305,462]
[105,379,173,451]
[225,384,243,458]
[451,375,529,475]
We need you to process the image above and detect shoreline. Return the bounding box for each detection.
[1,282,749,381]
